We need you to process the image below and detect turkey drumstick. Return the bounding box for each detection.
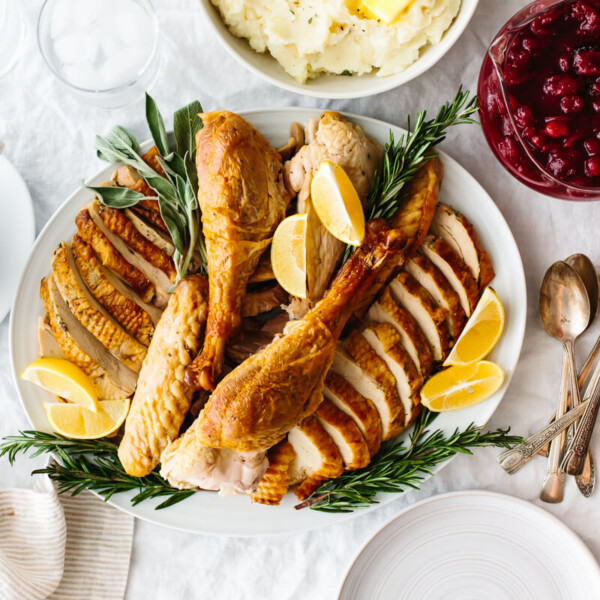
[184,111,291,392]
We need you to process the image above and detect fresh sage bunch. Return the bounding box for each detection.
[86,93,206,282]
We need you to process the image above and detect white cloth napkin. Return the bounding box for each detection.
[0,471,134,600]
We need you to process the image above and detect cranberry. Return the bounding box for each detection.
[560,96,585,113]
[521,36,541,55]
[531,6,565,34]
[565,133,584,148]
[584,138,600,154]
[585,156,600,176]
[498,137,520,164]
[543,75,580,96]
[574,47,600,76]
[545,118,569,138]
[515,105,535,128]
[573,2,600,34]
[589,78,600,96]
[546,150,580,178]
[507,48,530,70]
[593,100,600,113]
[558,54,571,72]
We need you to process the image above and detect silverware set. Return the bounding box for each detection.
[498,254,600,501]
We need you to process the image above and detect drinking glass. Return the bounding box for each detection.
[37,0,161,108]
[0,1,25,78]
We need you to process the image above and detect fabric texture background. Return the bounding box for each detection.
[1,1,600,599]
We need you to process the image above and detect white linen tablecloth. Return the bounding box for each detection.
[1,1,600,598]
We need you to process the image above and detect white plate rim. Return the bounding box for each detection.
[8,107,527,536]
[196,0,480,99]
[0,155,35,324]
[337,489,600,599]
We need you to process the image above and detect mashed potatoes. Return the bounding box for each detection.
[211,0,461,83]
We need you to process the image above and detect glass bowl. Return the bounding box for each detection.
[37,0,161,108]
[478,0,600,200]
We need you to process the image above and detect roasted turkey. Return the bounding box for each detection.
[185,111,291,392]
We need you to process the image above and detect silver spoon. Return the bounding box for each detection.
[565,254,598,497]
[539,261,590,503]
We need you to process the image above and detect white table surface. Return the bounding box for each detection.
[1,1,600,599]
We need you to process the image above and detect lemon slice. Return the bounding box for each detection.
[444,288,505,366]
[421,361,504,412]
[44,398,130,439]
[271,213,307,298]
[310,161,365,246]
[22,358,98,412]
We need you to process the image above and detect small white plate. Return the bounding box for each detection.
[0,155,35,324]
[339,490,600,600]
[10,109,526,535]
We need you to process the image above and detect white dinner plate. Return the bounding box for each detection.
[338,490,600,599]
[9,108,527,536]
[0,154,35,324]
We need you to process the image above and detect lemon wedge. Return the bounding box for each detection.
[421,361,505,412]
[271,213,308,298]
[444,288,505,367]
[361,0,413,24]
[310,161,365,246]
[22,358,98,412]
[44,398,130,439]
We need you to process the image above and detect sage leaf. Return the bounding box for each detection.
[158,198,186,255]
[107,126,140,156]
[83,183,148,209]
[145,93,170,158]
[95,135,127,163]
[174,100,203,163]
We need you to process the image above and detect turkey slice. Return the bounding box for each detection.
[315,399,370,470]
[389,272,450,362]
[324,371,382,457]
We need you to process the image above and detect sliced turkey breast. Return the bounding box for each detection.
[37,318,63,359]
[344,331,405,439]
[90,202,171,308]
[361,324,422,428]
[124,208,175,257]
[112,164,154,197]
[324,371,382,457]
[389,272,450,362]
[250,441,296,505]
[367,287,433,377]
[420,235,479,316]
[45,275,137,395]
[430,204,495,289]
[40,280,132,400]
[404,254,466,339]
[97,261,163,326]
[75,208,155,303]
[288,415,344,501]
[51,243,147,373]
[71,235,155,347]
[315,399,370,470]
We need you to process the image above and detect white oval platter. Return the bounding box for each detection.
[9,108,526,536]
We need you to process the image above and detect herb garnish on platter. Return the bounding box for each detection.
[342,87,479,263]
[295,410,522,512]
[86,93,207,282]
[0,414,521,512]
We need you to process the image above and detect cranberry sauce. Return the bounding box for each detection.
[479,0,600,197]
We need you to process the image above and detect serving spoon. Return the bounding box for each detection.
[539,261,590,503]
[565,254,598,496]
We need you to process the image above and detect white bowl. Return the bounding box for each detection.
[197,0,479,99]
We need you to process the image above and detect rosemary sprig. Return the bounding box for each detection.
[0,431,194,510]
[88,93,207,282]
[342,87,479,263]
[296,410,523,513]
